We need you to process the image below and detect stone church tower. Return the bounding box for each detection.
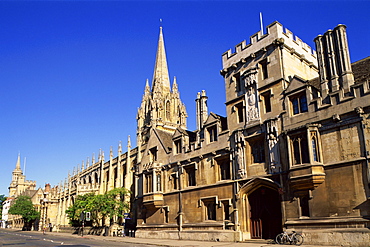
[8,154,36,197]
[137,27,187,147]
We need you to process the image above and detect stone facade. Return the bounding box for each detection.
[133,22,370,246]
[6,21,369,246]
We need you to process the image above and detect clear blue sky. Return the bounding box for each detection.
[1,1,369,196]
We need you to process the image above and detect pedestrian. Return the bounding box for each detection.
[49,223,52,232]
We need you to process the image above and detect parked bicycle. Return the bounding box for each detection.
[276,230,304,245]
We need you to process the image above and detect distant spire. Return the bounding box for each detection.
[152,26,170,90]
[145,79,150,92]
[16,153,21,170]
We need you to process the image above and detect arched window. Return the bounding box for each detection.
[165,101,171,121]
[311,132,320,162]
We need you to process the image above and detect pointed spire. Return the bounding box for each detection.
[15,153,21,170]
[152,26,170,91]
[92,153,95,164]
[145,79,150,92]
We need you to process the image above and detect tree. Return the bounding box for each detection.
[8,196,40,229]
[65,188,130,227]
[65,193,95,226]
[0,194,7,216]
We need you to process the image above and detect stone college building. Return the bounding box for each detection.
[4,21,370,246]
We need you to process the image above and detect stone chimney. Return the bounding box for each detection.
[314,24,354,99]
[196,90,208,130]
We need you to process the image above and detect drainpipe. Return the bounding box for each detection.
[177,162,183,235]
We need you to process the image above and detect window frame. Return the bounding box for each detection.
[290,92,308,116]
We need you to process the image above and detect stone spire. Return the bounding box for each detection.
[152,27,171,92]
[15,153,22,171]
[136,26,188,146]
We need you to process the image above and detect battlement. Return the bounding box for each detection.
[222,21,317,69]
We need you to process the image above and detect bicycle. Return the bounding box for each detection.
[275,230,303,245]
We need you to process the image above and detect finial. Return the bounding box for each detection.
[118,141,122,154]
[128,135,131,149]
[160,18,163,28]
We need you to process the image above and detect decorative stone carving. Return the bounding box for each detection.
[243,69,260,124]
[266,119,281,173]
[232,130,246,178]
[246,86,259,122]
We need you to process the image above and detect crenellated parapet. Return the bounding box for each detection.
[222,21,317,70]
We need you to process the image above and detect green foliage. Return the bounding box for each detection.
[65,188,130,226]
[8,196,40,223]
[0,194,7,216]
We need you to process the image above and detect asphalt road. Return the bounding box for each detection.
[0,229,155,247]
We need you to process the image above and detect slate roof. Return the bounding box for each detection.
[352,56,370,84]
[307,56,370,90]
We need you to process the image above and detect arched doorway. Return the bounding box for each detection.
[248,186,282,239]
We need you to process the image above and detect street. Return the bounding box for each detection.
[0,229,155,247]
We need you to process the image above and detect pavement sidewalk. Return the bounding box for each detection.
[43,230,341,247]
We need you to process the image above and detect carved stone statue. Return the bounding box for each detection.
[246,86,259,122]
[267,120,281,173]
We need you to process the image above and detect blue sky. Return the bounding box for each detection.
[1,0,369,196]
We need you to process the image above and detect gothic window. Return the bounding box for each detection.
[291,93,308,115]
[261,90,272,113]
[207,125,218,143]
[260,59,269,79]
[291,134,309,165]
[311,132,320,162]
[185,165,196,187]
[165,101,171,121]
[174,139,182,154]
[235,102,244,123]
[250,138,265,164]
[145,173,153,193]
[156,172,161,192]
[150,147,158,162]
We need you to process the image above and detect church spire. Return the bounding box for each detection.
[152,26,170,91]
[15,153,21,170]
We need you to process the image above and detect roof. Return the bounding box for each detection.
[352,56,370,84]
[307,56,370,90]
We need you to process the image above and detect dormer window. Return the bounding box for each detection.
[291,93,308,115]
[174,139,182,154]
[207,125,218,143]
[150,147,158,162]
